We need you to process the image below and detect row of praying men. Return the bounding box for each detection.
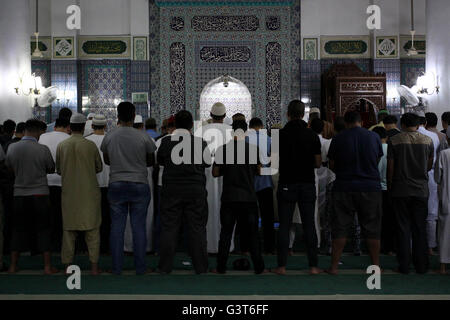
[0,101,449,275]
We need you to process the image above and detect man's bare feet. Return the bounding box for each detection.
[324,268,338,275]
[44,266,59,275]
[310,267,323,275]
[8,265,18,274]
[288,249,294,256]
[210,268,225,274]
[271,267,286,275]
[429,248,437,256]
[91,265,102,275]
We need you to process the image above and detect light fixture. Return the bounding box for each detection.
[301,97,311,104]
[416,72,440,95]
[14,73,43,96]
[221,75,230,88]
[407,0,418,57]
[32,0,43,58]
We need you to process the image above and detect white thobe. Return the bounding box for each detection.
[194,122,233,253]
[434,149,450,263]
[418,127,440,248]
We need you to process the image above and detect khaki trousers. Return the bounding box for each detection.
[61,228,100,265]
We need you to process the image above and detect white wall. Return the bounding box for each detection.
[0,0,33,122]
[301,0,426,38]
[29,0,149,36]
[426,0,450,128]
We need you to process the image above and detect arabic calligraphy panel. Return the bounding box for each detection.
[191,15,259,31]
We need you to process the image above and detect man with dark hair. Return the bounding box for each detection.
[39,118,71,252]
[333,116,346,135]
[195,102,233,254]
[101,102,156,275]
[1,120,16,151]
[245,117,275,254]
[5,119,57,274]
[441,112,450,135]
[417,112,441,255]
[426,112,448,150]
[4,122,25,153]
[232,113,246,122]
[326,111,384,275]
[388,113,434,274]
[86,115,110,254]
[57,113,103,275]
[383,115,400,139]
[156,110,211,274]
[369,110,389,131]
[46,107,73,132]
[145,117,159,139]
[212,119,266,274]
[273,100,322,275]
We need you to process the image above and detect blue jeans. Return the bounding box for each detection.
[108,182,150,275]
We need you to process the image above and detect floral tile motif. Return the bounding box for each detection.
[266,42,282,128]
[170,42,186,114]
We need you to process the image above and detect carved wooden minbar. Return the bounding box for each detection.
[321,63,387,128]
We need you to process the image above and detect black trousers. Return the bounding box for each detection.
[240,187,275,254]
[49,186,62,253]
[100,187,110,254]
[277,182,318,267]
[217,202,265,274]
[11,195,52,253]
[158,194,208,274]
[1,185,14,254]
[393,196,429,274]
[381,191,396,253]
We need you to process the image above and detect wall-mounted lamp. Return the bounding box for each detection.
[14,73,43,96]
[416,72,440,95]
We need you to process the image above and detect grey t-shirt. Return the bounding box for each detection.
[387,131,434,198]
[5,137,55,196]
[101,126,156,184]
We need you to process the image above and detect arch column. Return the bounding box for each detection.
[0,0,32,122]
[426,0,450,127]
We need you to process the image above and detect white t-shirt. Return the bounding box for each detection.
[86,133,110,188]
[39,131,70,186]
[319,134,331,163]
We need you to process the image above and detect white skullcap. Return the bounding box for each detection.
[134,115,143,124]
[310,107,321,114]
[92,114,107,126]
[87,113,95,119]
[70,113,86,124]
[211,102,226,117]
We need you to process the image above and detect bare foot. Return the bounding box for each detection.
[91,267,102,275]
[324,268,338,275]
[242,252,250,256]
[310,267,323,275]
[256,269,271,274]
[210,268,225,274]
[44,266,59,275]
[8,265,19,274]
[271,267,286,275]
[288,250,294,256]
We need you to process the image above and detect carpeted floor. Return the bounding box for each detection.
[0,254,449,297]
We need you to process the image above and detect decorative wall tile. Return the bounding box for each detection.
[51,60,78,121]
[303,38,318,60]
[170,17,185,31]
[31,36,52,60]
[376,36,398,59]
[266,16,280,30]
[400,35,426,58]
[266,42,282,127]
[53,37,75,59]
[170,42,186,114]
[133,36,148,60]
[320,35,371,59]
[191,16,260,31]
[80,60,131,129]
[77,36,131,59]
[374,59,401,114]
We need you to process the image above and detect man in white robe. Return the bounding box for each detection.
[434,130,450,274]
[417,112,440,254]
[194,102,233,253]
